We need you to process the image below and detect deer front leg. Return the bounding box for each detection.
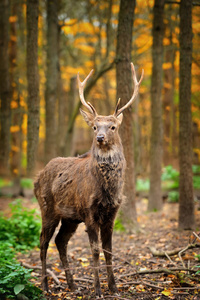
[100,224,118,294]
[87,225,101,298]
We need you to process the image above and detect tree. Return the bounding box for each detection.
[0,0,11,175]
[178,0,195,230]
[148,0,165,211]
[44,0,58,164]
[26,0,39,176]
[9,2,22,178]
[116,0,137,231]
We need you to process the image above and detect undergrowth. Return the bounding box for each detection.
[0,199,43,299]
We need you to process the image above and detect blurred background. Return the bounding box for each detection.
[0,0,199,223]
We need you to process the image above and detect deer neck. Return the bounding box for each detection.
[91,142,124,165]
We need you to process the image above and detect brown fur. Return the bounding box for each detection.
[34,112,126,297]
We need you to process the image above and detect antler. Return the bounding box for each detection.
[77,69,97,116]
[114,63,144,117]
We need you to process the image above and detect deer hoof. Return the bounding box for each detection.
[95,287,102,298]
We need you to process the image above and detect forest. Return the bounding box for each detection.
[0,0,200,299]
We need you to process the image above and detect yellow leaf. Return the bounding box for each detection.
[161,289,173,297]
[11,145,20,152]
[9,16,17,23]
[53,267,62,273]
[77,44,94,54]
[10,35,17,42]
[10,125,20,133]
[11,101,18,109]
[112,4,119,14]
[163,62,172,70]
[13,168,19,175]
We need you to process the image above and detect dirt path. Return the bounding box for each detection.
[3,196,200,299]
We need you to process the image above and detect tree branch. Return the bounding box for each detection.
[21,262,61,287]
[149,243,200,257]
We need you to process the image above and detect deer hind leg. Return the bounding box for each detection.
[55,219,78,290]
[87,225,101,298]
[100,223,118,294]
[40,219,59,291]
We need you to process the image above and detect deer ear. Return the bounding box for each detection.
[116,113,123,125]
[80,109,94,127]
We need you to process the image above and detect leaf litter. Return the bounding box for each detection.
[17,198,200,299]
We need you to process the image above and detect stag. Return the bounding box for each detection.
[34,63,143,297]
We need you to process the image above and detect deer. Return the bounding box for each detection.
[34,63,144,298]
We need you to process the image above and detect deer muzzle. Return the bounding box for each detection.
[97,134,105,143]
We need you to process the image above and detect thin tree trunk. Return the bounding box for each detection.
[65,77,77,157]
[178,0,195,230]
[116,0,137,231]
[0,0,11,175]
[9,2,22,178]
[163,4,177,165]
[26,0,39,176]
[45,0,58,164]
[148,0,165,211]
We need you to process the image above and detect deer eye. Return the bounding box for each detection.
[93,126,97,131]
[111,126,116,131]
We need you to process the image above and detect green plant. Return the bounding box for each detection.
[0,178,13,188]
[193,176,200,189]
[168,191,179,203]
[192,165,200,174]
[0,199,41,251]
[161,165,179,189]
[114,216,125,232]
[0,244,43,299]
[194,263,200,275]
[136,178,150,192]
[20,178,34,189]
[0,199,43,299]
[195,254,200,261]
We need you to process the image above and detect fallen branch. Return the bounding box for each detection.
[104,296,131,300]
[58,275,93,284]
[149,243,200,257]
[119,267,196,278]
[21,262,61,286]
[193,232,200,242]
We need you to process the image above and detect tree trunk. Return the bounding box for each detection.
[65,77,77,157]
[9,2,22,178]
[0,0,11,175]
[148,0,165,211]
[44,0,58,164]
[163,4,177,166]
[178,0,195,230]
[26,0,39,176]
[116,0,137,231]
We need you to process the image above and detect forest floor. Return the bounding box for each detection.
[2,196,200,300]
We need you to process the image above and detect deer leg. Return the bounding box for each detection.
[100,224,118,294]
[55,219,78,290]
[40,220,59,291]
[87,225,101,298]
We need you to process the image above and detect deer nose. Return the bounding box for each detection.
[97,134,105,143]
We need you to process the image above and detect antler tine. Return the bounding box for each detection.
[114,98,121,116]
[77,69,97,116]
[115,63,144,117]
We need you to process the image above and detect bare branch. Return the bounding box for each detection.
[21,262,61,287]
[149,243,200,257]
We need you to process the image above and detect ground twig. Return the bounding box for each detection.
[149,243,200,257]
[21,262,61,286]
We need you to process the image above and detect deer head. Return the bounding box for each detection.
[77,63,144,150]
